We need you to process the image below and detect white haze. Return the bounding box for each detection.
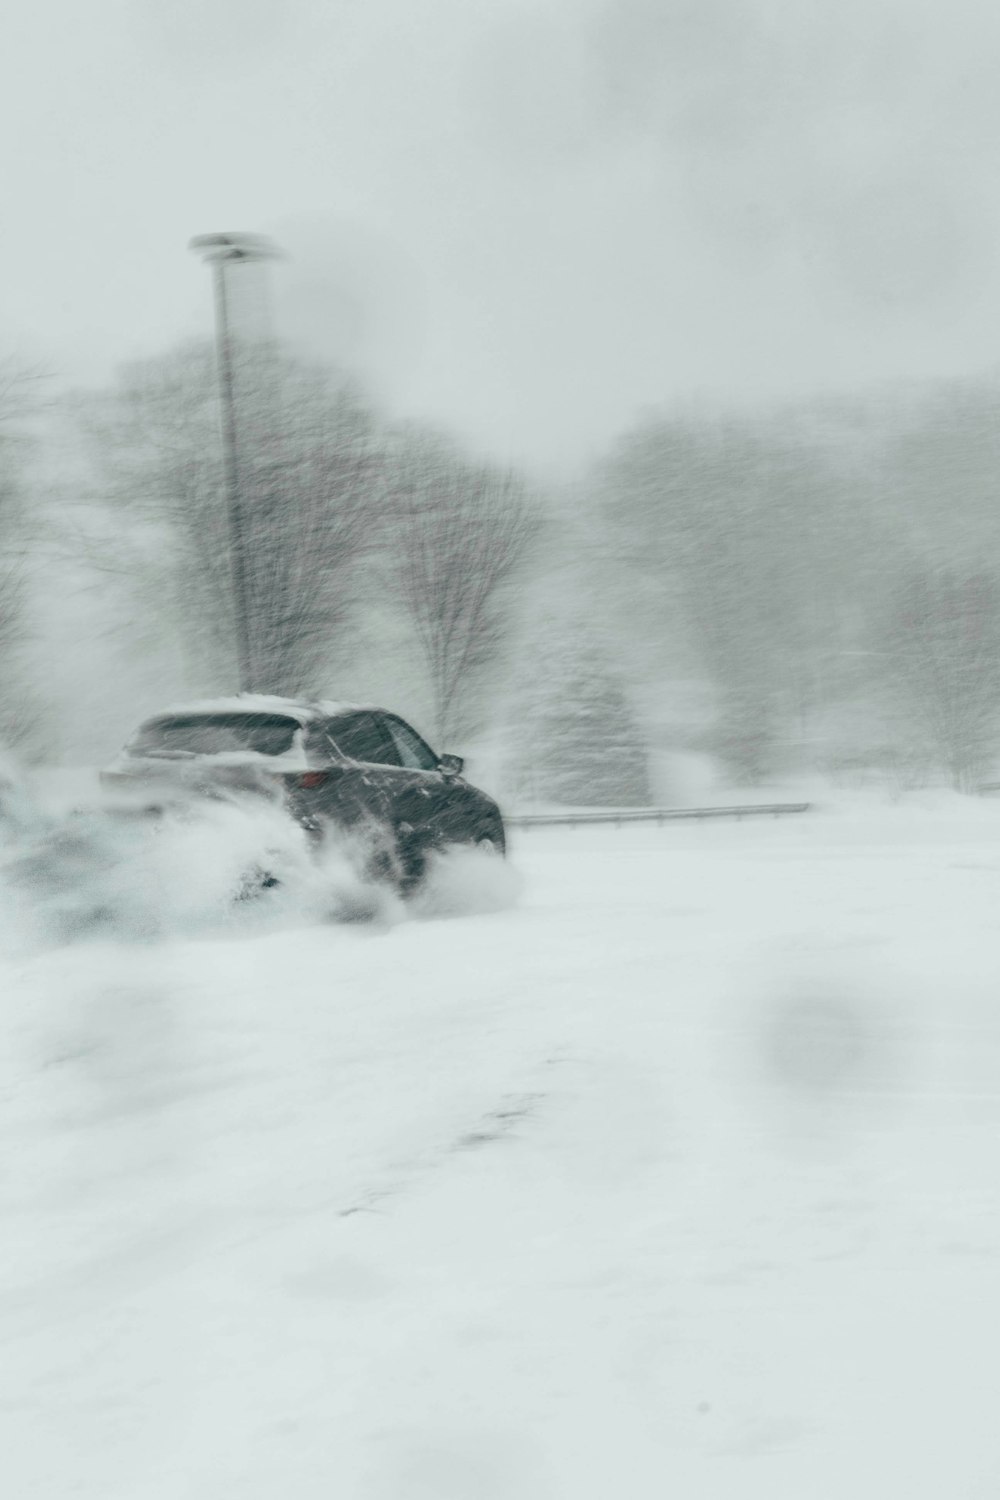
[3,0,1000,466]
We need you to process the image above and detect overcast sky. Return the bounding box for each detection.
[4,0,1000,470]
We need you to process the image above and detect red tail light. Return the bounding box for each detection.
[297,771,329,789]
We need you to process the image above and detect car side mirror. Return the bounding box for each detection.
[438,753,464,777]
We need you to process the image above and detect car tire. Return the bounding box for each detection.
[357,820,411,891]
[437,825,506,864]
[234,866,281,902]
[393,825,429,894]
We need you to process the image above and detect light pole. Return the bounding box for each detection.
[189,231,280,693]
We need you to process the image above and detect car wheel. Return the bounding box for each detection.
[393,825,429,893]
[357,821,410,890]
[234,865,281,902]
[437,826,505,864]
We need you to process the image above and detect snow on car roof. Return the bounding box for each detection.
[147,695,370,723]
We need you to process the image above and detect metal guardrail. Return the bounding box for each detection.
[506,803,813,828]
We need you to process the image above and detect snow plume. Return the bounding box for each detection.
[0,794,519,951]
[1,798,344,948]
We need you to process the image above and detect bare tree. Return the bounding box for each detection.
[233,353,384,692]
[879,567,1000,792]
[597,408,883,779]
[75,341,384,695]
[0,359,49,752]
[381,430,539,744]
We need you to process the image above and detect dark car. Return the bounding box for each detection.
[100,696,505,889]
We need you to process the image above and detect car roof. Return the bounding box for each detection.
[146,695,373,725]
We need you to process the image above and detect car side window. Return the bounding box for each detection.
[380,715,440,771]
[324,713,400,766]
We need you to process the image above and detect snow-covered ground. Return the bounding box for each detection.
[4,795,1000,1497]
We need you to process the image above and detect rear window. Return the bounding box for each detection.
[132,714,300,758]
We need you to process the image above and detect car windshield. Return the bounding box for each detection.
[131,714,300,758]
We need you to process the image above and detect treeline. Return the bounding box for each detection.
[595,377,1000,792]
[0,360,49,755]
[4,338,1000,798]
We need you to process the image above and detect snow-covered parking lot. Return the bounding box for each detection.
[5,797,1000,1498]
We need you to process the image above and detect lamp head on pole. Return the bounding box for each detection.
[189,232,282,265]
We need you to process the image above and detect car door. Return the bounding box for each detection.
[321,709,452,837]
[315,711,402,828]
[375,713,482,844]
[314,710,482,849]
